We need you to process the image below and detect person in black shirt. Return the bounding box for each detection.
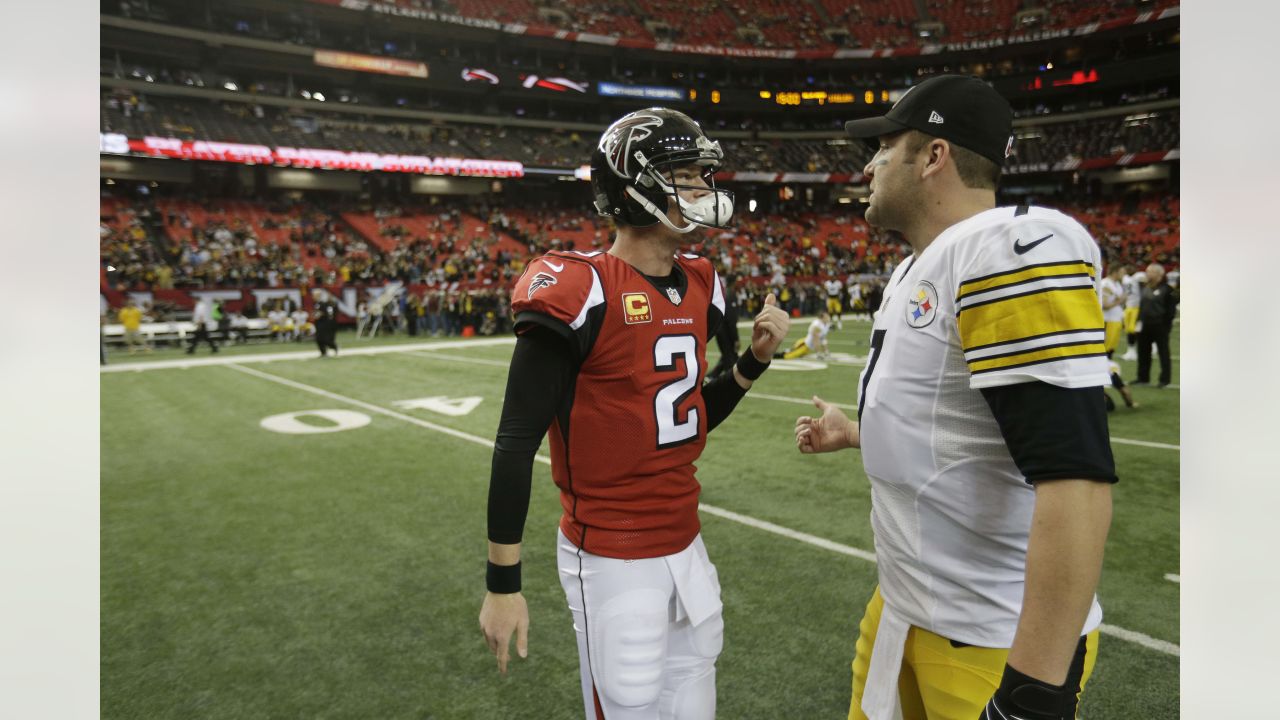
[706,274,742,382]
[313,289,339,358]
[1133,263,1178,387]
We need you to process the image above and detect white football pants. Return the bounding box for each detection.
[556,529,724,720]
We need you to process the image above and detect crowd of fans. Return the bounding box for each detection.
[113,0,1177,52]
[102,189,1179,322]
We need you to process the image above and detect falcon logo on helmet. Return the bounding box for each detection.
[591,107,735,234]
[599,113,664,180]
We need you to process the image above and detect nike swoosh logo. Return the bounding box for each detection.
[1013,233,1054,254]
[544,261,564,272]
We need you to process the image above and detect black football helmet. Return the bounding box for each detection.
[590,108,734,233]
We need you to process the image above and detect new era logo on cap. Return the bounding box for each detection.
[928,111,944,124]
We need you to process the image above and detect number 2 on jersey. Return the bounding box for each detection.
[653,334,701,448]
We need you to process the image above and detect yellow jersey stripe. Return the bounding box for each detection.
[968,343,1108,374]
[957,260,1095,299]
[963,326,1106,353]
[958,286,1104,351]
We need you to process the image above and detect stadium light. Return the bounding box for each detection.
[748,199,758,212]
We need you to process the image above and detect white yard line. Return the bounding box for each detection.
[1097,624,1180,656]
[111,344,1178,450]
[225,363,501,449]
[225,363,1179,658]
[1165,574,1180,584]
[100,336,518,373]
[409,350,513,369]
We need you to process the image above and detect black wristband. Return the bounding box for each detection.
[991,663,1071,719]
[735,351,770,381]
[486,560,521,594]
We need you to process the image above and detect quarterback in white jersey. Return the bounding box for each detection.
[796,75,1116,720]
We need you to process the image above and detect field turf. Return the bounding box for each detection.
[101,320,1179,718]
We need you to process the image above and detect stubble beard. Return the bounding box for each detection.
[864,177,918,238]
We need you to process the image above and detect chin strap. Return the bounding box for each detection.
[625,185,699,234]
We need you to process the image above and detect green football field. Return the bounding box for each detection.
[101,320,1180,719]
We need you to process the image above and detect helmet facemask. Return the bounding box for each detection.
[626,153,735,234]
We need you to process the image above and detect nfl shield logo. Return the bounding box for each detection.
[665,287,682,305]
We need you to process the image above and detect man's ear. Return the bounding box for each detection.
[921,139,951,180]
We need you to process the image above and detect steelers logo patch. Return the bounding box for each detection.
[905,281,939,329]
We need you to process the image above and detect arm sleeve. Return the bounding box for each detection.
[955,216,1110,390]
[701,367,750,431]
[980,381,1118,485]
[486,326,577,544]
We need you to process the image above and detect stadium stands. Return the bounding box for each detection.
[102,92,1179,174]
[105,0,1179,52]
[102,189,1179,297]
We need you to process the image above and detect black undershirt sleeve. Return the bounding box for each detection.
[980,382,1118,484]
[486,326,577,544]
[702,366,749,431]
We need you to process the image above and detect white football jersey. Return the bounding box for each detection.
[804,318,829,349]
[1100,276,1125,322]
[857,205,1108,648]
[1123,274,1142,309]
[824,279,843,297]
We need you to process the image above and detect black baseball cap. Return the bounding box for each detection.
[844,74,1013,166]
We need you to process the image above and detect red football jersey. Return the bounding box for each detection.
[510,250,726,559]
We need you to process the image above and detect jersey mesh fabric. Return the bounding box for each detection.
[858,206,1107,646]
[511,250,725,559]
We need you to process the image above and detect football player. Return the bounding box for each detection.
[824,276,845,329]
[1120,269,1145,361]
[1100,264,1137,410]
[796,75,1116,720]
[479,108,790,720]
[775,310,831,360]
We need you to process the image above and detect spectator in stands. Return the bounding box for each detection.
[1133,263,1178,387]
[185,296,219,354]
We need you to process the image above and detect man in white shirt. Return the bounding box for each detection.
[185,297,219,354]
[774,311,830,360]
[796,75,1115,720]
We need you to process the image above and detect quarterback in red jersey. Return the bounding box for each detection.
[480,108,790,720]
